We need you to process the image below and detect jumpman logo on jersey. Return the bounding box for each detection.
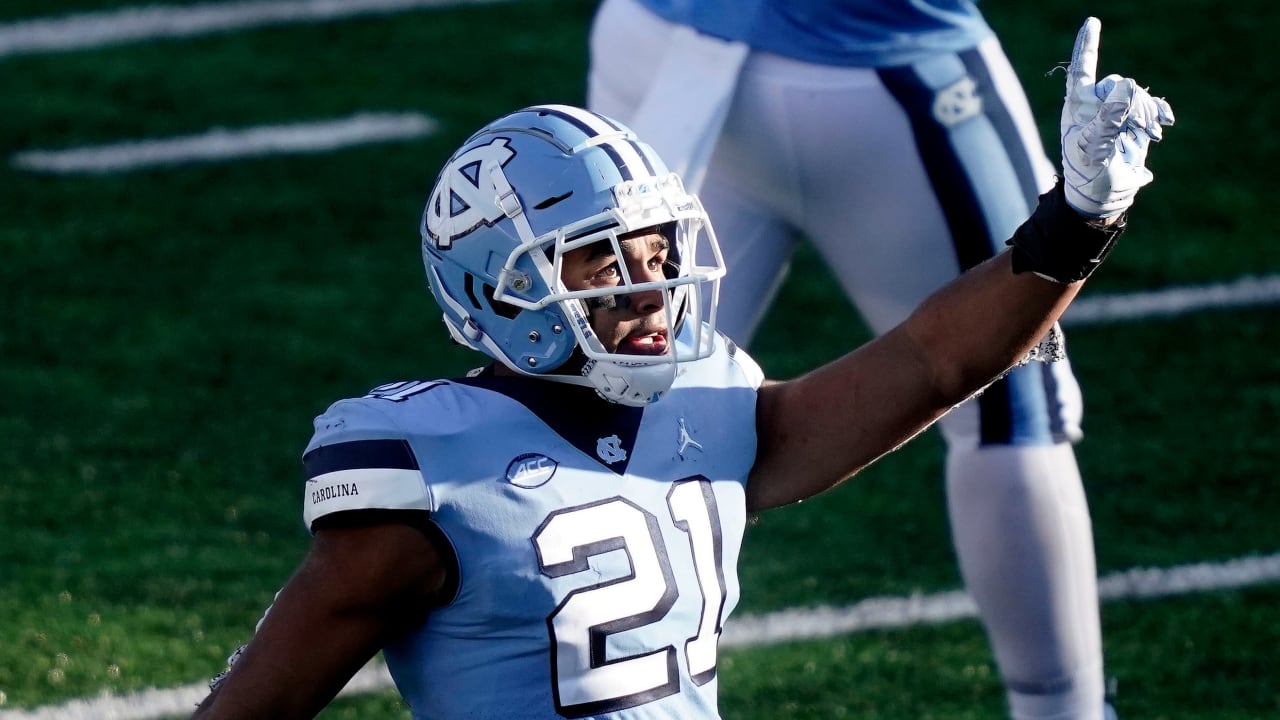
[596,434,627,464]
[676,418,703,460]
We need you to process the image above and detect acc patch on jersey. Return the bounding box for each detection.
[505,452,558,488]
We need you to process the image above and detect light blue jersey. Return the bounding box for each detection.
[633,0,993,67]
[302,333,763,719]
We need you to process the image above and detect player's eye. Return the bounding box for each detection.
[592,262,621,284]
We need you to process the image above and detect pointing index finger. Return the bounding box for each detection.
[1067,17,1101,93]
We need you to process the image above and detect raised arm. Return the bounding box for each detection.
[746,17,1173,512]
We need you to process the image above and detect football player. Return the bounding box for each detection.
[588,4,1172,719]
[192,18,1171,720]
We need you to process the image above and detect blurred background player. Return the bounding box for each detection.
[588,2,1144,719]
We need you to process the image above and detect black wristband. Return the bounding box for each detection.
[1006,178,1127,284]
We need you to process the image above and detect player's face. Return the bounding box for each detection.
[560,228,671,356]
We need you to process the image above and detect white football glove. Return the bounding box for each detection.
[1060,17,1175,218]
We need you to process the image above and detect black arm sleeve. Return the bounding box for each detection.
[1006,178,1127,284]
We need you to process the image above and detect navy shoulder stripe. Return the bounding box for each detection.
[303,439,419,480]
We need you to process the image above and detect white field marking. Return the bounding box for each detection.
[0,663,394,720]
[2,552,1277,720]
[1063,274,1280,325]
[10,112,437,174]
[0,0,509,60]
[721,551,1280,647]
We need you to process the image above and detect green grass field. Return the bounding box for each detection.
[1,1,1278,718]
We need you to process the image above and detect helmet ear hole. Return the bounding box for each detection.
[462,273,484,311]
[482,283,521,320]
[462,273,521,320]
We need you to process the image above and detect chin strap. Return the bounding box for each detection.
[581,356,678,407]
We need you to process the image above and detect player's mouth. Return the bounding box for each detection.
[618,330,669,356]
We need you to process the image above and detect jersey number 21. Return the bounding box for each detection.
[533,477,726,717]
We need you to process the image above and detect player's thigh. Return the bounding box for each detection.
[586,0,673,118]
[801,41,1057,335]
[757,63,959,336]
[697,181,795,345]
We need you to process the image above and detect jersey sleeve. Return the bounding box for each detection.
[301,396,434,531]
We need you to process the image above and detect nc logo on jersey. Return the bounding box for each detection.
[506,452,558,488]
[933,75,982,128]
[424,137,517,249]
[596,435,627,464]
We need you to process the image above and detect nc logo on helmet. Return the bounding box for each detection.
[424,138,517,249]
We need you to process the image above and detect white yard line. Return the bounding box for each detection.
[1064,274,1280,325]
[10,112,437,173]
[0,664,395,720]
[0,0,508,59]
[720,551,1280,647]
[8,115,1280,320]
[3,551,1277,720]
[10,118,1276,320]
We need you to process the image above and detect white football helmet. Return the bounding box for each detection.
[420,104,725,406]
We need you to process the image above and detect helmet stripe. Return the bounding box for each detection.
[533,104,660,182]
[534,103,623,135]
[616,138,661,178]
